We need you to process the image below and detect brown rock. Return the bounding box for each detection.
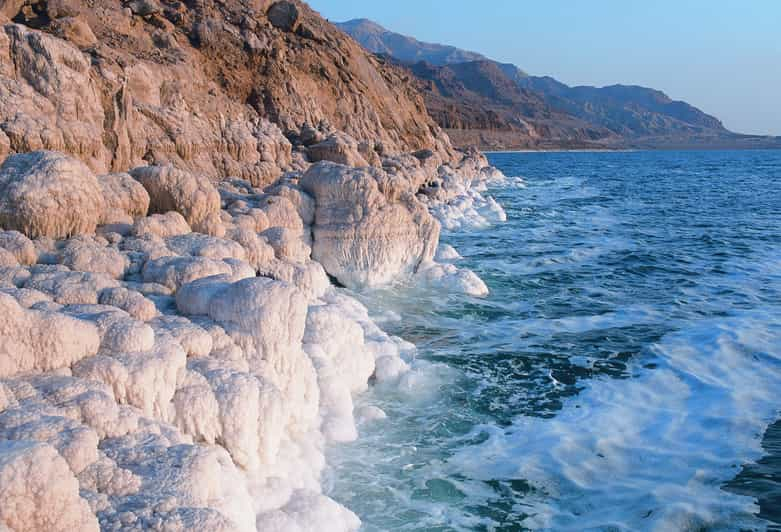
[267,1,299,32]
[51,16,96,48]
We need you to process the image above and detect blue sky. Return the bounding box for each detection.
[308,0,781,136]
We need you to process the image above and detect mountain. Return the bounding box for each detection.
[335,18,489,66]
[398,58,617,150]
[338,18,780,150]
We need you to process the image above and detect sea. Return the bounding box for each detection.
[325,150,781,531]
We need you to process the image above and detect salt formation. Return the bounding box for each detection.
[0,151,106,239]
[0,136,503,531]
[0,2,507,527]
[418,153,508,231]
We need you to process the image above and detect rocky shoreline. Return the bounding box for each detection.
[0,1,511,530]
[0,145,504,531]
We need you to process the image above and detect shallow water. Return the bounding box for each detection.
[326,150,781,531]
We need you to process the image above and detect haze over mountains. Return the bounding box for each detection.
[337,19,781,150]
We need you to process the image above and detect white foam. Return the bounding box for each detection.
[451,310,781,530]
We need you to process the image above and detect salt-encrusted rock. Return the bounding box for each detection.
[142,256,236,291]
[0,409,99,475]
[417,261,489,297]
[63,304,155,354]
[302,297,380,442]
[301,162,440,288]
[98,172,150,223]
[0,151,105,239]
[0,286,51,308]
[24,268,120,305]
[9,373,138,439]
[177,276,320,434]
[72,338,186,419]
[0,291,100,377]
[264,183,316,226]
[225,228,276,271]
[181,358,286,470]
[130,165,223,236]
[58,237,129,279]
[98,286,158,321]
[97,431,256,531]
[149,315,212,358]
[0,440,99,532]
[0,248,18,267]
[258,259,330,301]
[258,195,304,230]
[307,132,376,168]
[0,230,37,265]
[435,243,462,261]
[255,490,360,532]
[132,211,192,238]
[261,226,311,264]
[165,233,247,262]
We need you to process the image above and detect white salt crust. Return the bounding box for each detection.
[0,148,502,531]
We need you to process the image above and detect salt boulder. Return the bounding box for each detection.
[132,211,191,238]
[0,230,37,265]
[0,440,99,532]
[130,165,222,236]
[300,162,440,288]
[307,132,376,168]
[98,287,158,321]
[142,256,235,291]
[58,237,129,279]
[98,172,150,223]
[0,151,105,239]
[0,292,100,377]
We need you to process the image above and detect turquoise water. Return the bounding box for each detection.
[327,150,781,531]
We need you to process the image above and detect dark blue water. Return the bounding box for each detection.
[328,150,781,531]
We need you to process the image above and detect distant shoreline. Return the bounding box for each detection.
[482,146,781,154]
[483,148,636,154]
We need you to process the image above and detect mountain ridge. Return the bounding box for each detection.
[337,18,781,150]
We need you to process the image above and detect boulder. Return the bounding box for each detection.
[0,291,100,377]
[300,162,440,288]
[98,172,150,223]
[267,1,299,32]
[129,165,223,236]
[0,230,37,265]
[132,211,191,238]
[0,151,105,239]
[0,441,99,532]
[307,132,376,168]
[58,237,129,279]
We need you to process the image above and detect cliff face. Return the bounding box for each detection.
[0,0,454,184]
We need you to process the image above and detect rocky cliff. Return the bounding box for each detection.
[0,0,457,184]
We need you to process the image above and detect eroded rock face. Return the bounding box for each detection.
[301,162,440,288]
[0,151,105,239]
[0,0,457,184]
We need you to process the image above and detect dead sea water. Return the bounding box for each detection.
[326,150,781,531]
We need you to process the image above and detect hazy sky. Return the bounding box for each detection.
[308,0,781,136]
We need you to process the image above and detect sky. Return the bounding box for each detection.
[308,0,781,136]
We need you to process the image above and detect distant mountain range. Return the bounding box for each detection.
[336,19,781,150]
